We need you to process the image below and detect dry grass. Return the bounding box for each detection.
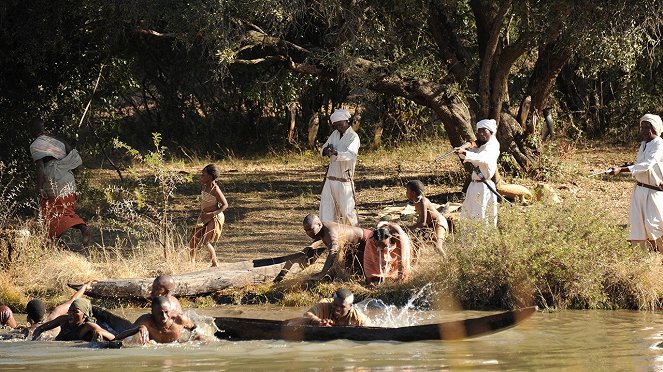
[1,138,660,310]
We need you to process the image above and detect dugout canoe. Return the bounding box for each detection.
[68,247,326,299]
[214,306,537,342]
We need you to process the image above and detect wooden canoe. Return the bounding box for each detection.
[214,306,537,342]
[68,247,326,299]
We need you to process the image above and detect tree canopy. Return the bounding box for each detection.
[1,0,662,174]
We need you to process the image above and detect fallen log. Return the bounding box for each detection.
[69,249,324,299]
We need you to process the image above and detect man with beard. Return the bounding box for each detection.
[608,114,663,251]
[319,108,360,226]
[455,119,501,227]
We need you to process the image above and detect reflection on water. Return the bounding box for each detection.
[2,306,663,370]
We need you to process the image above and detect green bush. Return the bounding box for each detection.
[426,201,663,310]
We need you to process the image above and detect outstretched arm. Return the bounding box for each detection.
[32,315,67,340]
[48,280,96,321]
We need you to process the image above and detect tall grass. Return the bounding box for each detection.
[412,200,663,310]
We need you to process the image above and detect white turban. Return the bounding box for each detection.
[640,114,663,136]
[330,108,351,123]
[476,119,497,134]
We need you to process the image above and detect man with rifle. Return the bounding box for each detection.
[608,114,663,251]
[320,108,360,226]
[455,119,501,227]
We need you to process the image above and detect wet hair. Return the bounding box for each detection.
[406,180,425,197]
[152,274,176,294]
[372,226,392,241]
[332,288,354,305]
[26,299,46,323]
[203,164,220,180]
[29,117,45,136]
[151,296,172,310]
[303,213,320,227]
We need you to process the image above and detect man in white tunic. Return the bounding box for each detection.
[319,108,360,226]
[456,119,501,227]
[609,114,663,251]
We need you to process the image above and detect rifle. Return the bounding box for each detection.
[588,169,611,177]
[432,142,471,162]
[588,162,633,177]
[474,167,511,205]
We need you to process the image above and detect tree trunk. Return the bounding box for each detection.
[287,102,298,144]
[307,112,319,147]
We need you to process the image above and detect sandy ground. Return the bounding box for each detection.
[73,139,639,268]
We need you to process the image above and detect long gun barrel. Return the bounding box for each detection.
[433,142,471,162]
[588,169,611,177]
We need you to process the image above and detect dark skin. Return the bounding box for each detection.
[32,305,115,341]
[322,120,350,157]
[406,186,446,254]
[114,299,195,344]
[455,128,490,157]
[609,121,658,177]
[26,280,95,337]
[150,276,183,313]
[303,215,366,280]
[303,298,352,327]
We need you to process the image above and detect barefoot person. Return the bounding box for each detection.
[114,296,197,344]
[363,222,412,285]
[151,274,182,312]
[320,108,360,226]
[287,288,367,327]
[29,117,90,245]
[608,114,663,251]
[189,164,228,267]
[32,298,115,341]
[303,214,371,281]
[405,180,449,255]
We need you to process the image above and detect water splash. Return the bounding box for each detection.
[355,283,436,327]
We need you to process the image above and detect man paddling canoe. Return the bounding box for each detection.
[287,288,368,327]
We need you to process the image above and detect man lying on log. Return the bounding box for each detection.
[287,288,367,327]
[303,214,372,281]
[151,274,182,312]
[114,296,199,344]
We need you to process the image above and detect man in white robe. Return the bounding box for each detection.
[609,114,663,251]
[456,119,501,227]
[319,108,360,226]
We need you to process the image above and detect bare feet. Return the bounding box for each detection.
[211,260,219,267]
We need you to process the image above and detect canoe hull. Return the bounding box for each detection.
[214,306,536,342]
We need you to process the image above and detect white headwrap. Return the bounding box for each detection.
[640,114,663,136]
[330,108,351,124]
[476,119,497,134]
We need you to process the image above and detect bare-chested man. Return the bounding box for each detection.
[32,298,115,341]
[406,180,448,255]
[25,280,95,337]
[114,296,197,344]
[151,275,182,313]
[303,214,372,280]
[287,288,367,327]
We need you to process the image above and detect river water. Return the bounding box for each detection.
[2,305,663,371]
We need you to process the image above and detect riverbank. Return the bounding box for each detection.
[2,138,662,311]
